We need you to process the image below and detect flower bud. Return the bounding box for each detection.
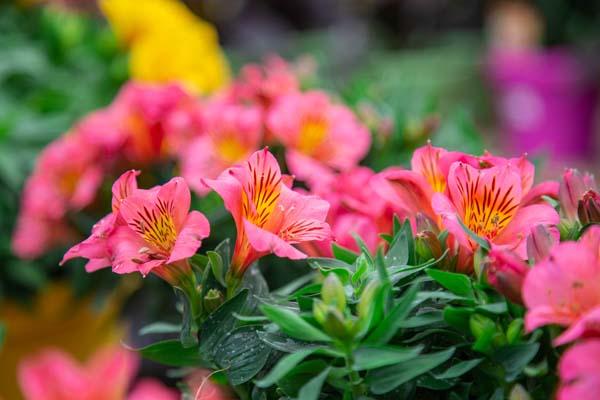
[509,384,532,400]
[559,168,597,221]
[357,279,380,322]
[322,308,350,340]
[203,288,224,314]
[485,248,529,304]
[415,231,443,261]
[526,225,558,263]
[416,213,439,234]
[313,299,328,326]
[578,190,600,225]
[322,273,346,312]
[469,313,495,341]
[506,318,524,344]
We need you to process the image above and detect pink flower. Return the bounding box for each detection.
[523,241,600,345]
[180,99,262,195]
[163,98,205,154]
[60,170,141,272]
[228,55,299,110]
[204,148,331,277]
[558,339,600,400]
[559,168,597,221]
[108,177,210,282]
[128,379,179,400]
[12,214,75,259]
[267,90,370,174]
[110,82,192,164]
[304,166,392,255]
[432,162,559,259]
[18,346,177,400]
[581,225,600,261]
[485,248,529,304]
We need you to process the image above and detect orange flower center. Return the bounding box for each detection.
[297,117,328,155]
[459,176,519,240]
[215,136,247,163]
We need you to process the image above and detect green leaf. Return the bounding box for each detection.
[139,322,181,336]
[398,311,444,328]
[200,289,248,355]
[214,327,271,385]
[443,306,474,333]
[297,366,331,400]
[476,302,508,315]
[256,348,320,387]
[260,304,332,342]
[215,238,231,266]
[367,348,455,394]
[136,339,204,367]
[353,345,423,371]
[433,358,483,379]
[427,269,474,298]
[175,287,198,348]
[375,248,390,284]
[207,250,225,287]
[365,283,419,344]
[494,343,540,381]
[332,243,359,264]
[457,218,490,251]
[386,218,414,266]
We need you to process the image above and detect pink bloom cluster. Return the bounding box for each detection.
[18,345,178,400]
[13,56,370,261]
[373,142,560,271]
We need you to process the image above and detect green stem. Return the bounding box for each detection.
[225,270,242,300]
[344,347,364,399]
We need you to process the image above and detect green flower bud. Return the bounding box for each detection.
[415,231,442,262]
[322,308,350,340]
[322,273,346,312]
[357,280,380,321]
[313,299,328,326]
[470,313,495,340]
[203,288,224,314]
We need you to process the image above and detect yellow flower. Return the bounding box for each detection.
[101,0,230,94]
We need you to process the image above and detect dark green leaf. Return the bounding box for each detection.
[494,343,540,381]
[366,283,419,344]
[136,339,204,367]
[332,243,359,264]
[175,287,198,348]
[200,289,248,355]
[353,345,423,371]
[256,348,320,387]
[214,327,271,385]
[427,269,474,298]
[386,218,414,266]
[297,366,331,400]
[433,358,483,379]
[367,348,455,394]
[207,251,225,287]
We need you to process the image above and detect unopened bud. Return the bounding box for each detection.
[506,318,524,344]
[559,168,597,221]
[578,190,600,225]
[322,308,350,340]
[509,384,532,400]
[485,248,529,304]
[322,273,346,312]
[203,289,224,314]
[470,313,495,340]
[526,225,558,263]
[415,231,442,261]
[313,299,328,326]
[357,280,380,321]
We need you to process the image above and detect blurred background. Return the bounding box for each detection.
[1,0,599,398]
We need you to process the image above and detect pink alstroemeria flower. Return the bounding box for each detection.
[558,339,600,400]
[181,99,262,196]
[108,177,210,283]
[432,162,560,259]
[303,166,392,255]
[267,90,370,175]
[523,235,600,346]
[18,346,177,400]
[485,248,529,304]
[110,82,192,164]
[205,148,331,278]
[60,170,141,272]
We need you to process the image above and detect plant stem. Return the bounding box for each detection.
[344,347,364,399]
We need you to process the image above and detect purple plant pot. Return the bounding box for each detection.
[487,49,598,161]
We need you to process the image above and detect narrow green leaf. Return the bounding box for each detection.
[297,366,331,400]
[433,358,483,379]
[136,339,204,366]
[366,283,419,344]
[427,269,474,298]
[457,218,490,251]
[386,218,414,266]
[139,322,181,336]
[260,304,332,342]
[175,287,198,348]
[375,248,390,284]
[332,243,359,264]
[353,345,423,371]
[367,347,455,394]
[256,348,319,387]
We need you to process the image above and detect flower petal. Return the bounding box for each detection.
[244,219,307,260]
[168,211,210,263]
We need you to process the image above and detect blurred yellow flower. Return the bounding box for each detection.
[0,282,131,400]
[101,0,230,94]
